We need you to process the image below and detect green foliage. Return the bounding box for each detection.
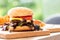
[0,0,43,20]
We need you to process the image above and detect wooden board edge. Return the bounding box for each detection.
[0,30,50,39]
[48,28,60,33]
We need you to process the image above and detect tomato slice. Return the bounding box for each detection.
[13,15,32,20]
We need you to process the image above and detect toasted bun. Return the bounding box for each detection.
[33,20,45,27]
[7,7,33,17]
[9,26,34,31]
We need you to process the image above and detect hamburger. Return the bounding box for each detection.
[2,7,45,32]
[8,7,33,20]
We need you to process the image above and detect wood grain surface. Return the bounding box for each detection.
[0,30,50,39]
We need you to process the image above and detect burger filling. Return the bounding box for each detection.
[12,15,32,20]
[2,18,42,32]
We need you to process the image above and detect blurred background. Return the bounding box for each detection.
[0,0,60,21]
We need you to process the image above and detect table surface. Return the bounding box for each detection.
[0,24,60,40]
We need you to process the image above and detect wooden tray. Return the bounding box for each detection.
[48,28,60,33]
[0,30,50,39]
[44,24,60,33]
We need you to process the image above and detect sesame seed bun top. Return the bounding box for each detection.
[7,7,33,17]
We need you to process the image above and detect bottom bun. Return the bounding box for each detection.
[9,26,34,32]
